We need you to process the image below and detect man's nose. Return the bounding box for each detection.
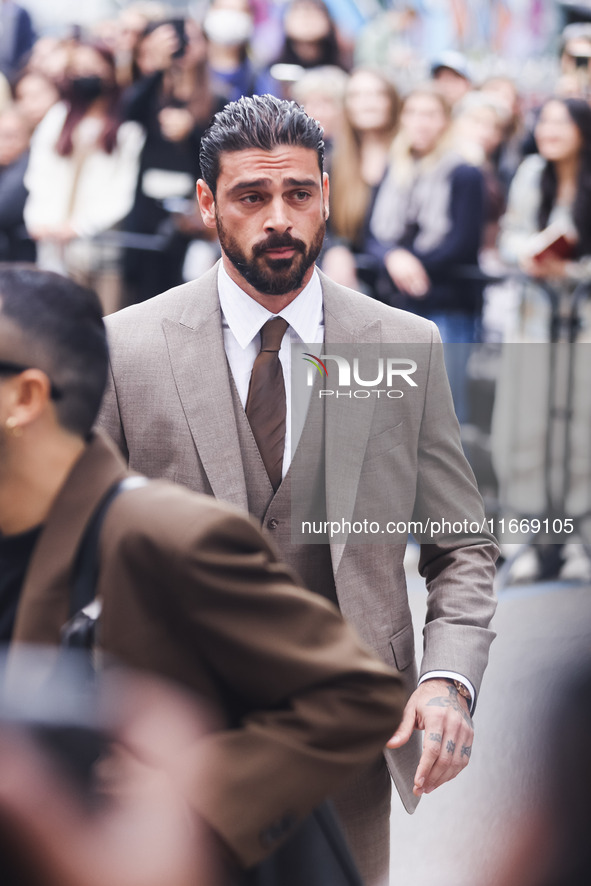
[264,198,291,232]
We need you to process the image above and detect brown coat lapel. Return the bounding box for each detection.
[12,434,128,645]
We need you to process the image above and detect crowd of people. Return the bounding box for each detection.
[0,2,589,577]
[0,1,589,329]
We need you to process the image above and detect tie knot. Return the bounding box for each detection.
[260,316,289,353]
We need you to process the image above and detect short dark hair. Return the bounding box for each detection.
[199,94,325,194]
[0,267,108,438]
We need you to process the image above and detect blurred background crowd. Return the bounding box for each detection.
[1,0,591,576]
[1,0,590,310]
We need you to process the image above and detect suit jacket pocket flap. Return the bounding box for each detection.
[389,623,415,671]
[363,421,405,465]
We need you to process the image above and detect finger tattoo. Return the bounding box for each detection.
[429,733,442,743]
[461,745,472,759]
[446,739,456,754]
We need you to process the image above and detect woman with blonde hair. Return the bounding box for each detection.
[320,66,400,294]
[368,84,485,340]
[365,84,486,422]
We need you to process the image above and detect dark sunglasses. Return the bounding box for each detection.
[0,360,63,401]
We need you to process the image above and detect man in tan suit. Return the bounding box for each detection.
[98,96,499,885]
[0,266,405,880]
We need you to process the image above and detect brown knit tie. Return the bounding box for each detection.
[245,316,289,491]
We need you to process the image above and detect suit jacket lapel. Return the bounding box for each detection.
[320,272,382,573]
[162,266,248,511]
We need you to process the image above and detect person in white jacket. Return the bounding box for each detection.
[24,39,144,314]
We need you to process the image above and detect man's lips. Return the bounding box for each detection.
[263,246,296,258]
[254,237,305,259]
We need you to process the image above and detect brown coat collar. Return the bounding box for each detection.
[12,432,129,645]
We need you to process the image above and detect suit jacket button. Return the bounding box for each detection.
[267,518,279,530]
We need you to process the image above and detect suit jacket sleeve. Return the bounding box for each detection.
[100,490,405,867]
[413,324,498,697]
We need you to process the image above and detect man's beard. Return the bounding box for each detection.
[216,215,326,296]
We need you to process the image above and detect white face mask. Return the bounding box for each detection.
[203,9,254,46]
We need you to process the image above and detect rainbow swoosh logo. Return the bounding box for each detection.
[302,353,328,377]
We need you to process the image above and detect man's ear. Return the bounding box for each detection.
[8,370,53,429]
[196,180,218,229]
[322,171,330,220]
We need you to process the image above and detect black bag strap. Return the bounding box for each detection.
[61,476,148,649]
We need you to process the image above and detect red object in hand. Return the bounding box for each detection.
[527,222,577,264]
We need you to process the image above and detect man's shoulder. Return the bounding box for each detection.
[318,271,436,343]
[105,264,220,338]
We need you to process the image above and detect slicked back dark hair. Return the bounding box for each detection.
[199,94,325,195]
[0,267,108,438]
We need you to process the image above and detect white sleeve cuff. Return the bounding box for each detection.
[418,671,476,714]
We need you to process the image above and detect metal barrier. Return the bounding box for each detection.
[492,275,591,587]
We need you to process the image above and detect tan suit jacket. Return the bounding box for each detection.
[98,263,499,812]
[12,432,405,868]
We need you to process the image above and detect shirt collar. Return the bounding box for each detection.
[218,261,323,348]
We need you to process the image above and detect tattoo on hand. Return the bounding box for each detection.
[461,745,472,759]
[426,685,473,727]
[446,739,456,754]
[429,733,442,743]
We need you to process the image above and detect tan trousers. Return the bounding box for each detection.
[333,755,392,886]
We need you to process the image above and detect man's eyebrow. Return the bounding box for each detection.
[284,177,319,189]
[227,178,271,195]
[226,177,320,196]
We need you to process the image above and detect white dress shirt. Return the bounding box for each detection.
[218,260,475,710]
[218,261,323,480]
